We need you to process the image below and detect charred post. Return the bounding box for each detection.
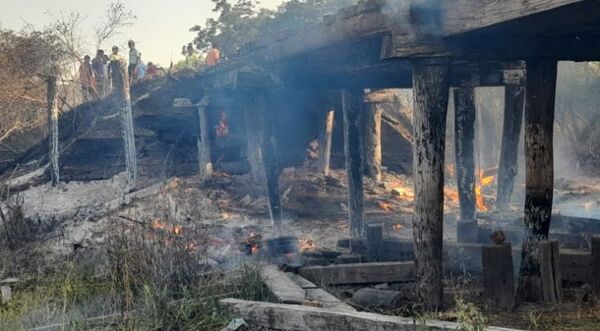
[341,89,365,238]
[482,242,515,309]
[366,223,384,262]
[46,76,60,187]
[110,59,137,190]
[518,59,557,302]
[197,97,213,181]
[592,236,600,298]
[411,59,451,311]
[244,96,266,183]
[497,84,525,210]
[317,107,335,177]
[363,101,383,183]
[252,91,282,231]
[454,86,477,243]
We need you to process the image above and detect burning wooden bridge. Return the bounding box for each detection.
[195,0,600,310]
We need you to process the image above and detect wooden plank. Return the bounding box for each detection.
[260,264,308,304]
[220,298,523,331]
[441,0,584,36]
[299,262,415,285]
[286,273,356,312]
[367,223,384,262]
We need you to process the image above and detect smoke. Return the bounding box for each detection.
[382,0,443,36]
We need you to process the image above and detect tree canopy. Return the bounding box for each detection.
[190,0,354,57]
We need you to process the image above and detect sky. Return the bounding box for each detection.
[0,0,284,66]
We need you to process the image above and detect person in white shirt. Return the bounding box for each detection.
[128,40,141,83]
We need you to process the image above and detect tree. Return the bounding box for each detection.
[190,0,354,57]
[95,1,137,50]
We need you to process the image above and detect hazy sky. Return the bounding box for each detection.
[0,0,284,66]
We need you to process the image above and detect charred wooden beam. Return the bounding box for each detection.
[518,59,557,302]
[453,86,477,243]
[411,58,451,310]
[497,85,525,210]
[363,96,383,182]
[341,89,365,237]
[46,76,60,187]
[220,298,521,331]
[110,60,137,189]
[366,223,384,262]
[299,262,415,285]
[197,97,213,181]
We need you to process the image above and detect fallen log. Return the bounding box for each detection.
[299,262,415,285]
[220,298,523,331]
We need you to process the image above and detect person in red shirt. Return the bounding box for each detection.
[205,42,221,67]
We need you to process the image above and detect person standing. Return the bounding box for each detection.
[79,55,99,101]
[92,49,109,97]
[128,40,141,84]
[205,42,221,67]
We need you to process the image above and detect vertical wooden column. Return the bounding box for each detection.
[591,236,600,298]
[244,97,266,183]
[110,60,137,190]
[317,108,335,177]
[197,96,213,181]
[497,84,525,210]
[518,59,557,302]
[46,76,60,187]
[411,59,451,310]
[363,100,383,183]
[454,86,477,243]
[341,89,365,238]
[246,91,282,231]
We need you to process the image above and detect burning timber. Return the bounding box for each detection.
[3,0,600,330]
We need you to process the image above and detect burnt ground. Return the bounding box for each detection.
[2,165,600,330]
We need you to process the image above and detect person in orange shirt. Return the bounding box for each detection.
[79,55,99,101]
[205,42,221,67]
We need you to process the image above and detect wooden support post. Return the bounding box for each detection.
[46,76,60,187]
[591,236,600,298]
[454,86,477,243]
[367,223,384,262]
[538,240,562,302]
[482,243,515,309]
[497,85,525,210]
[110,59,137,190]
[197,97,213,181]
[363,101,383,182]
[243,97,266,183]
[317,108,335,177]
[341,89,365,238]
[411,59,451,310]
[254,92,282,231]
[518,59,557,302]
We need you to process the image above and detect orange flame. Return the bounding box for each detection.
[377,201,393,211]
[444,187,460,203]
[299,237,315,252]
[393,224,403,232]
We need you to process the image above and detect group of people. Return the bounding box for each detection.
[177,42,221,71]
[79,40,220,102]
[79,40,163,101]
